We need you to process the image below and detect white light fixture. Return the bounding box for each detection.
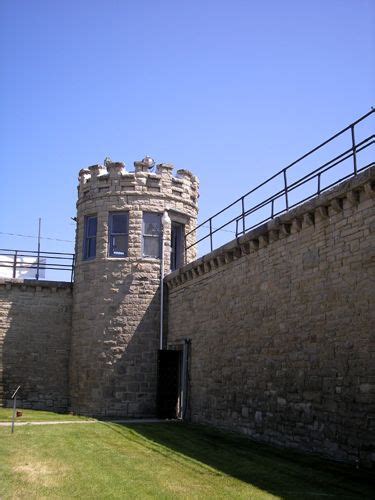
[162,210,171,227]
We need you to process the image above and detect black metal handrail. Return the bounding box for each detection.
[0,249,75,282]
[185,108,374,255]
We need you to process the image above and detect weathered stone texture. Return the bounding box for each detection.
[165,167,375,467]
[0,280,72,411]
[70,162,198,416]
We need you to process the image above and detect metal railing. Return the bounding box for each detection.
[0,249,75,282]
[185,108,375,255]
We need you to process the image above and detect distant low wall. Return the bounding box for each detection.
[0,280,72,411]
[165,167,375,467]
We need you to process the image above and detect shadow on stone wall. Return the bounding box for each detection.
[69,271,165,418]
[1,283,72,412]
[106,288,162,417]
[1,275,165,418]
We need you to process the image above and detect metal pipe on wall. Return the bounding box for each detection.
[160,211,171,350]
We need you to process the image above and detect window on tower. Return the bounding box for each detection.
[142,212,162,258]
[109,212,129,257]
[171,221,184,271]
[83,215,97,260]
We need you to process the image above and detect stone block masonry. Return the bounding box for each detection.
[0,160,199,418]
[165,166,375,467]
[0,156,373,467]
[0,280,72,411]
[69,160,198,416]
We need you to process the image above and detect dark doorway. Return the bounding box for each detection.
[156,350,181,418]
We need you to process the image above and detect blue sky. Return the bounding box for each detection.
[0,0,374,259]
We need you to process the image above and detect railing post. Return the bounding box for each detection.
[71,254,75,283]
[36,253,40,280]
[11,385,21,434]
[35,218,41,280]
[317,173,321,195]
[351,125,358,175]
[209,218,213,252]
[241,197,245,235]
[12,250,17,279]
[283,169,289,210]
[11,394,17,434]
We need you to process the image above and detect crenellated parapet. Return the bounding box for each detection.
[75,157,199,266]
[77,160,199,208]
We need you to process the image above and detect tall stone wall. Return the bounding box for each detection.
[0,280,72,411]
[165,167,375,467]
[70,161,198,416]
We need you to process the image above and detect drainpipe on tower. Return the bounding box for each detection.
[160,210,171,350]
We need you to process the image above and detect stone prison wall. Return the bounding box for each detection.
[165,167,375,467]
[0,280,72,411]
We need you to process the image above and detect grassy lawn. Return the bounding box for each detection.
[0,419,373,499]
[0,407,92,422]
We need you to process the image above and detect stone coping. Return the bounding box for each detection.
[165,165,375,290]
[0,279,73,290]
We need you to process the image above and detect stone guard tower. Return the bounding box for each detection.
[69,159,198,416]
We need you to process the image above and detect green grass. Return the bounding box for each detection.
[0,407,92,422]
[0,419,373,499]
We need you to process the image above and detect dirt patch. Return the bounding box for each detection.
[13,460,67,487]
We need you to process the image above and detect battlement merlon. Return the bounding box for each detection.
[77,160,199,202]
[176,169,199,191]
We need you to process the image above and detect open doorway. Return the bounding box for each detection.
[156,341,189,419]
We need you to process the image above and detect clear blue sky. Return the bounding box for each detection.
[1,0,374,256]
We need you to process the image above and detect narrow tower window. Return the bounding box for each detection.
[142,212,161,258]
[83,215,97,260]
[171,222,184,271]
[109,212,129,257]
